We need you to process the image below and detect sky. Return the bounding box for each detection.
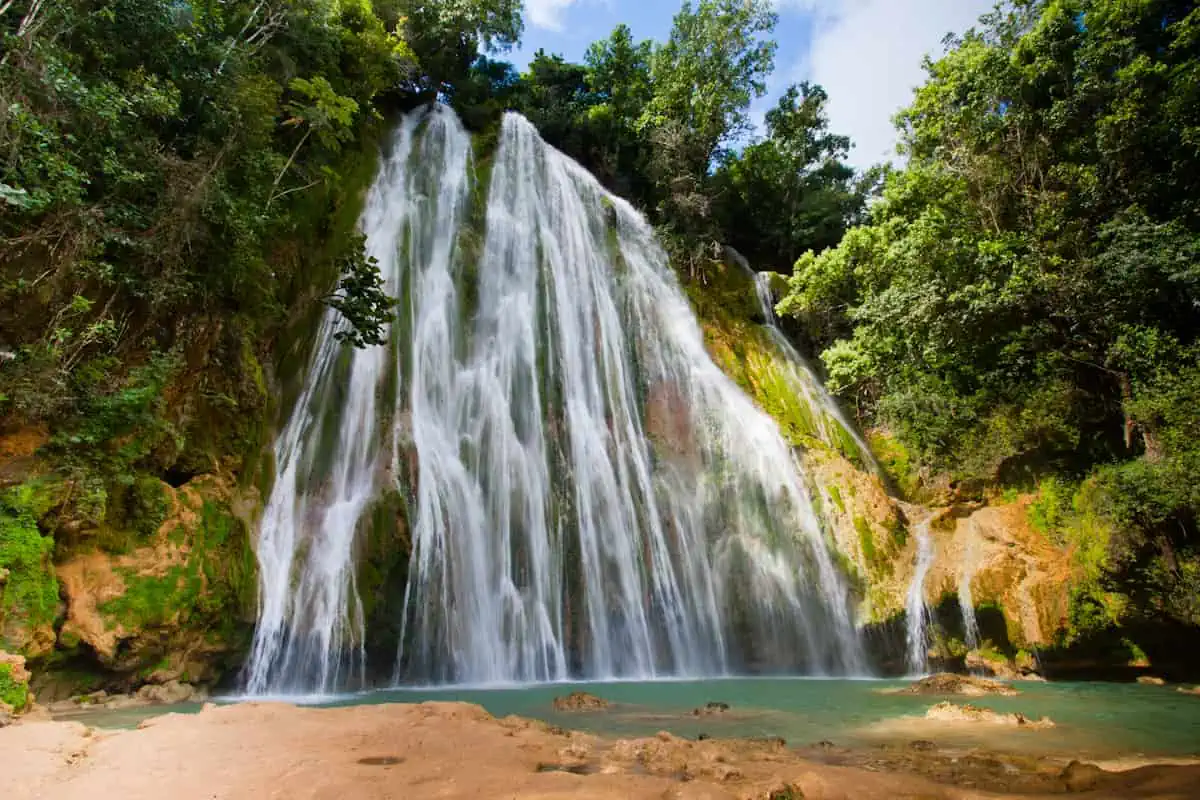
[511,0,996,169]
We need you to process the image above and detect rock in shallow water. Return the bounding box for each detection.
[691,701,730,716]
[1136,675,1166,686]
[901,673,1018,697]
[924,702,1054,728]
[551,691,609,711]
[136,680,206,705]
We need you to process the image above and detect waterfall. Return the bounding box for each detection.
[904,519,935,675]
[246,105,866,693]
[958,526,981,651]
[244,113,427,694]
[734,253,878,472]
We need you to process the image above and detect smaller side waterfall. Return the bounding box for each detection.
[958,527,982,651]
[905,519,935,674]
[733,252,878,471]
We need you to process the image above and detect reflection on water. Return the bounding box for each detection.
[65,678,1200,760]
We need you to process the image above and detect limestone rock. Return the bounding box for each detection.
[1136,675,1166,686]
[691,701,730,716]
[901,673,1018,697]
[1060,760,1106,791]
[53,476,256,684]
[1176,685,1200,696]
[924,702,1054,728]
[551,691,609,711]
[136,679,205,705]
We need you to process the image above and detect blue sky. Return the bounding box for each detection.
[509,0,996,169]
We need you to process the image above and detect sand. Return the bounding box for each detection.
[2,701,1198,799]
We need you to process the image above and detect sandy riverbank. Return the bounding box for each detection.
[2,701,1198,799]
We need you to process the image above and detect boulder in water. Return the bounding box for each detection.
[902,673,1018,696]
[136,680,205,705]
[1136,675,1166,686]
[1176,685,1200,696]
[691,701,730,716]
[924,702,1054,728]
[551,691,609,711]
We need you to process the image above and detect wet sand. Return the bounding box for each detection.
[2,700,1198,799]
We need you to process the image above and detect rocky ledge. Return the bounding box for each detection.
[45,679,208,714]
[896,673,1019,697]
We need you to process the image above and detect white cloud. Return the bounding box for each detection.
[786,0,994,168]
[526,0,580,31]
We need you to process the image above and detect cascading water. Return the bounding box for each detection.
[244,113,428,694]
[246,105,866,693]
[736,253,878,471]
[958,526,982,651]
[904,519,935,675]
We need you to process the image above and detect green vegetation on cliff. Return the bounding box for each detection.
[0,661,30,711]
[0,484,58,652]
[778,0,1200,642]
[0,0,523,681]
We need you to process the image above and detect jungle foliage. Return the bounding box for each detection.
[777,0,1200,636]
[450,1,868,274]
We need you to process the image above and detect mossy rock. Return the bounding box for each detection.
[0,654,31,712]
[54,477,257,683]
[0,483,59,656]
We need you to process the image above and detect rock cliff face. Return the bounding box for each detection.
[0,457,257,702]
[0,249,1092,701]
[50,477,257,693]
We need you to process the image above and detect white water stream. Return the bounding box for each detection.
[904,519,935,675]
[958,526,982,651]
[245,106,865,693]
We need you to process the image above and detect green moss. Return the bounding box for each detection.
[0,484,59,651]
[97,495,256,656]
[0,662,30,712]
[867,430,922,499]
[854,515,888,576]
[827,484,845,512]
[1027,477,1075,542]
[101,564,197,629]
[884,516,908,551]
[97,476,170,554]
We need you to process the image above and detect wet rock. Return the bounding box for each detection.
[1060,760,1106,791]
[551,691,609,711]
[1176,685,1200,696]
[901,673,1018,697]
[136,680,205,705]
[1136,675,1166,686]
[691,701,730,716]
[104,694,148,710]
[925,702,1054,728]
[908,739,937,751]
